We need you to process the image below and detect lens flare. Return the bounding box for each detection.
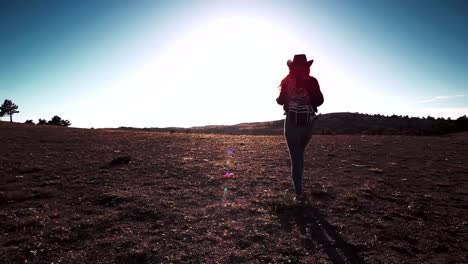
[227,147,234,156]
[223,147,234,179]
[222,147,235,205]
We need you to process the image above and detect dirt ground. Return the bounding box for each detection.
[1,122,467,263]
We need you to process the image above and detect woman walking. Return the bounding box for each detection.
[276,54,324,202]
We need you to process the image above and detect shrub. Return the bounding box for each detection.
[47,115,71,127]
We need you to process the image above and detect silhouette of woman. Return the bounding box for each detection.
[276,54,324,202]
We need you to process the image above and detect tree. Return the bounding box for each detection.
[455,115,468,131]
[47,115,71,127]
[61,119,71,127]
[38,119,47,125]
[0,99,19,122]
[25,120,35,124]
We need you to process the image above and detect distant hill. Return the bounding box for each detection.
[116,112,468,136]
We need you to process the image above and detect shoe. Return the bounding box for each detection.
[293,193,307,204]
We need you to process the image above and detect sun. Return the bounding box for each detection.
[131,14,309,126]
[164,15,303,92]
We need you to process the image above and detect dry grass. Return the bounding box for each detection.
[0,122,467,263]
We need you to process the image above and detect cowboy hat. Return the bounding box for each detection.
[287,54,313,67]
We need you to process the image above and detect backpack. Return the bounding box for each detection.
[276,76,324,113]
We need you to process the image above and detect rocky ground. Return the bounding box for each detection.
[1,122,467,263]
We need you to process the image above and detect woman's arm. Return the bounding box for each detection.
[308,77,324,107]
[276,86,288,105]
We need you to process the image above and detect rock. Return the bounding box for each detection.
[369,168,384,174]
[110,156,131,166]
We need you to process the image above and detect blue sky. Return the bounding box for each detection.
[1,0,467,128]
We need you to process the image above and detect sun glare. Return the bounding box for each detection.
[165,15,296,87]
[126,14,308,126]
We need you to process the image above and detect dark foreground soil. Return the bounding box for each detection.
[1,122,467,263]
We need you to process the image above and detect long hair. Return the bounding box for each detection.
[278,67,310,94]
[278,68,294,93]
[278,67,311,93]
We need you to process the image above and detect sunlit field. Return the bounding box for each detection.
[1,122,467,263]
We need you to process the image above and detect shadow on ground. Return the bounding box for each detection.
[271,197,365,264]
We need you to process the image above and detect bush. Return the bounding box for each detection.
[25,120,35,124]
[47,115,71,127]
[37,119,47,125]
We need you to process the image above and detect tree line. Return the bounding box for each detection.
[314,112,468,136]
[0,99,71,127]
